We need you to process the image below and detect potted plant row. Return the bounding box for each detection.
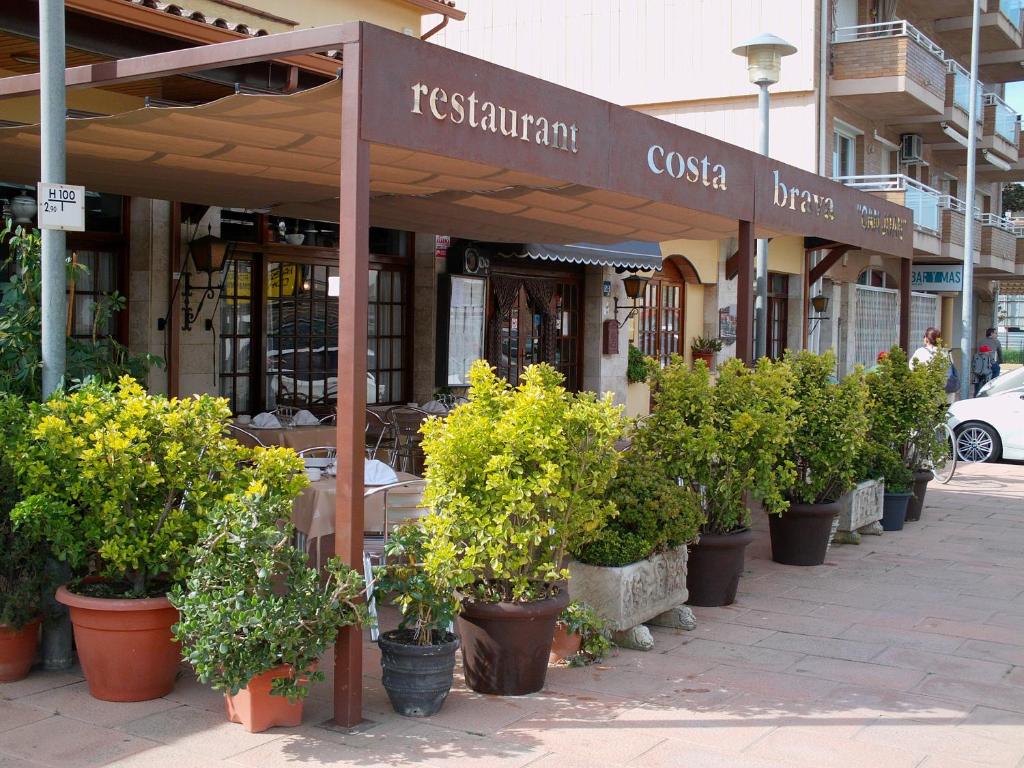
[171,455,366,733]
[419,361,624,696]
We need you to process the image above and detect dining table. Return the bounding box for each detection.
[232,422,337,451]
[292,470,419,566]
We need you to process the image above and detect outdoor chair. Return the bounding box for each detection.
[296,445,337,460]
[365,408,392,461]
[360,479,429,641]
[225,423,266,448]
[272,405,299,426]
[385,406,430,473]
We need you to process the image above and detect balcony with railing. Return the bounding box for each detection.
[935,0,1023,55]
[944,60,985,137]
[979,211,1020,273]
[981,92,1021,162]
[831,21,947,120]
[939,195,982,261]
[834,174,943,254]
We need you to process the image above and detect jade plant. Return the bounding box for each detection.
[690,336,723,355]
[556,600,611,667]
[0,394,49,629]
[171,451,367,700]
[782,350,869,505]
[573,437,703,567]
[419,361,624,604]
[11,377,251,598]
[373,524,458,646]
[641,356,798,535]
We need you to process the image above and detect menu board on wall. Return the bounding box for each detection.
[441,275,487,387]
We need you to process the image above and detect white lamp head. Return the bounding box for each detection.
[732,33,797,86]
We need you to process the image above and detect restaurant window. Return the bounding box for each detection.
[857,268,893,288]
[219,234,411,414]
[637,261,686,367]
[766,272,789,360]
[832,126,857,178]
[490,275,581,391]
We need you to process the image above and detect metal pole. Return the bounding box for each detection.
[755,81,770,359]
[960,0,981,400]
[38,0,73,670]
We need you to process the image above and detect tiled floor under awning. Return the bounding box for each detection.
[2,461,1024,768]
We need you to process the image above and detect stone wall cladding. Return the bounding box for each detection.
[833,36,944,105]
[906,38,946,103]
[984,226,1015,261]
[943,209,966,247]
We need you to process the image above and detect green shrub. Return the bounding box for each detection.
[557,600,611,666]
[171,461,366,701]
[0,394,49,629]
[627,343,656,384]
[640,356,797,535]
[782,351,869,505]
[573,442,703,567]
[11,378,257,597]
[420,361,624,604]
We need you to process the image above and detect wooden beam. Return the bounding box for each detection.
[736,221,755,365]
[333,35,368,729]
[0,22,359,99]
[808,244,853,286]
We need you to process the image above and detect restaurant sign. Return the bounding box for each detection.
[911,265,964,292]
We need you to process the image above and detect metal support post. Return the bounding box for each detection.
[755,82,770,359]
[960,0,981,399]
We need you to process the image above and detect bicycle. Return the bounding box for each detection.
[930,422,957,484]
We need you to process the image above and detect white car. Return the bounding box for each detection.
[977,366,1024,397]
[947,391,1024,463]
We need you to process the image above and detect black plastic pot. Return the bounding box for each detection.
[457,589,568,696]
[905,471,932,522]
[882,491,912,531]
[686,529,754,607]
[769,501,840,566]
[378,630,459,717]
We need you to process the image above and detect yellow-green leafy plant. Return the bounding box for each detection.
[420,361,624,604]
[11,377,262,598]
[171,453,366,701]
[782,350,869,505]
[640,356,798,535]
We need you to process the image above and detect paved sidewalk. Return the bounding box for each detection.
[2,462,1024,768]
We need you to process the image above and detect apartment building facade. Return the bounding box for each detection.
[433,0,1024,374]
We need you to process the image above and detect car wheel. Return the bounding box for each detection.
[954,421,1002,463]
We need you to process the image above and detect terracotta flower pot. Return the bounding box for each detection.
[686,529,754,607]
[769,501,839,566]
[549,622,582,665]
[457,589,569,696]
[692,351,715,370]
[55,585,181,702]
[905,470,932,522]
[0,618,41,682]
[224,665,307,733]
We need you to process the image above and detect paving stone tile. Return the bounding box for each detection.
[670,638,805,672]
[496,717,665,764]
[723,609,855,638]
[121,704,283,759]
[104,744,234,768]
[629,739,791,768]
[0,702,50,734]
[915,618,1022,645]
[682,619,778,646]
[745,725,925,768]
[912,676,1024,713]
[956,706,1024,745]
[856,718,1024,768]
[787,655,927,691]
[0,751,49,768]
[873,647,1014,684]
[694,664,839,703]
[0,716,154,768]
[839,624,967,654]
[955,639,1024,667]
[0,670,84,702]
[18,682,181,728]
[756,631,887,662]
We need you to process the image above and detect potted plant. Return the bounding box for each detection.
[171,452,366,733]
[372,524,459,718]
[11,378,252,701]
[641,357,797,605]
[0,394,48,682]
[550,601,611,666]
[690,336,723,369]
[625,343,655,418]
[771,351,869,565]
[570,439,704,649]
[904,352,950,521]
[420,361,623,696]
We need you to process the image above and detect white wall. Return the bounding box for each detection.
[432,0,817,108]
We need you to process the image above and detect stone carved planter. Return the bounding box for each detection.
[568,544,695,651]
[832,479,884,545]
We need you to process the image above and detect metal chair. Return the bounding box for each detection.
[272,405,299,426]
[385,406,430,473]
[365,409,391,461]
[319,413,337,425]
[296,445,337,460]
[225,423,266,448]
[360,479,429,641]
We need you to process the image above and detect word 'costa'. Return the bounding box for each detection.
[772,170,835,221]
[411,82,579,153]
[857,204,906,239]
[646,145,727,189]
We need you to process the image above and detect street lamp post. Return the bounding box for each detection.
[733,34,797,360]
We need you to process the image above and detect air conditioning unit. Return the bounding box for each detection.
[462,246,490,276]
[900,133,924,164]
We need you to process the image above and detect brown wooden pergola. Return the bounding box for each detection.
[0,21,914,726]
